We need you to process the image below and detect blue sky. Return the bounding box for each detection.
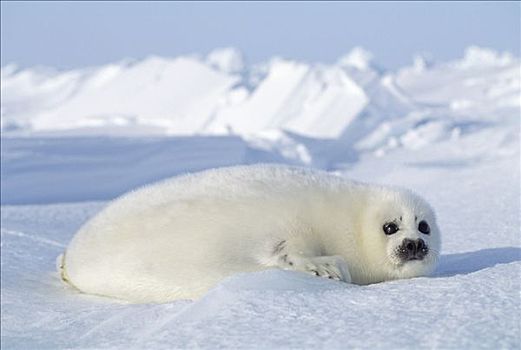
[1,1,519,70]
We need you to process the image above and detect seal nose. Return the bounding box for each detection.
[399,238,428,261]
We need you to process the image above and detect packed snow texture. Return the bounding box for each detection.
[1,46,520,349]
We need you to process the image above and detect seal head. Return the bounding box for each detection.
[357,187,441,283]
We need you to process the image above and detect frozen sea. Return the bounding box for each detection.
[1,47,520,348]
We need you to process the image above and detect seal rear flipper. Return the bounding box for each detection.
[56,251,71,285]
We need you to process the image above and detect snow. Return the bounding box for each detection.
[206,47,245,74]
[338,46,375,71]
[1,46,520,348]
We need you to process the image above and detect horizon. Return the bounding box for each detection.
[1,45,517,73]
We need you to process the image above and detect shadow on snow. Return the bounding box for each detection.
[435,246,521,277]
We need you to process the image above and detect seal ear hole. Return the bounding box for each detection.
[418,220,430,234]
[383,222,399,235]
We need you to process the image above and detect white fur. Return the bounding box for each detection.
[61,164,441,303]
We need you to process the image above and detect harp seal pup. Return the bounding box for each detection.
[59,164,441,303]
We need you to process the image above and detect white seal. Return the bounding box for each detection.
[60,165,441,302]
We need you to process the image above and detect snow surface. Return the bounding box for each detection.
[1,47,520,349]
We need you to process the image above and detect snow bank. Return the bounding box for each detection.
[1,47,519,206]
[4,46,517,142]
[206,60,369,138]
[0,135,310,205]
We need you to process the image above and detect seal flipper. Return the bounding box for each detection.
[270,239,352,282]
[56,252,71,284]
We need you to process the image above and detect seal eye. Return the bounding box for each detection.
[383,222,399,235]
[418,220,430,234]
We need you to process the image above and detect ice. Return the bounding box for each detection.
[338,46,375,71]
[1,46,520,348]
[206,47,245,74]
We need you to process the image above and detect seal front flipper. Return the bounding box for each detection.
[291,255,352,282]
[270,239,352,282]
